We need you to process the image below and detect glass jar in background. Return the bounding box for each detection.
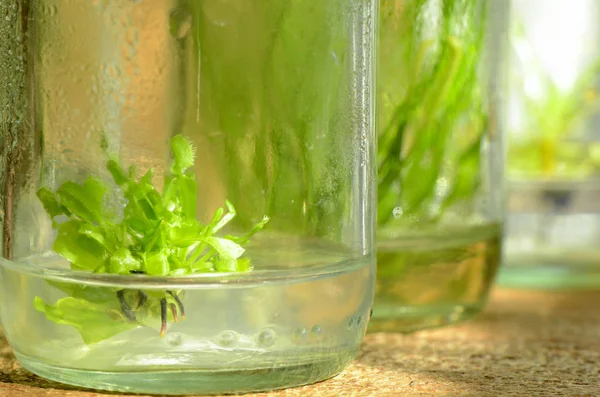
[0,0,377,394]
[499,0,600,289]
[371,0,509,332]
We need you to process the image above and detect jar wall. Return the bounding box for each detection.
[0,1,377,394]
[372,0,509,332]
[182,1,376,263]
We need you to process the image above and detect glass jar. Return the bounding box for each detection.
[371,0,509,332]
[0,0,377,394]
[499,0,600,289]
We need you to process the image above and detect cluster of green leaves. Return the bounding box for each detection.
[377,0,487,228]
[34,135,268,344]
[507,22,600,178]
[37,135,268,276]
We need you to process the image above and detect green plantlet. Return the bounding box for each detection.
[34,135,269,344]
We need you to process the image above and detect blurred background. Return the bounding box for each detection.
[500,0,600,289]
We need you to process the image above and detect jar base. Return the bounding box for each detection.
[497,262,600,290]
[372,223,500,333]
[367,302,484,333]
[15,351,353,395]
[504,178,600,290]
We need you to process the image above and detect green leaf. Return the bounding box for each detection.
[77,223,112,251]
[210,201,236,234]
[208,206,224,226]
[205,236,245,261]
[214,257,237,272]
[107,159,129,186]
[441,136,482,211]
[36,134,269,345]
[177,175,198,220]
[132,169,156,200]
[169,220,202,247]
[170,135,195,173]
[47,281,117,303]
[231,215,270,245]
[140,222,167,252]
[169,268,191,276]
[109,248,142,274]
[214,257,253,272]
[137,198,158,222]
[235,257,253,272]
[34,296,138,345]
[144,251,170,276]
[190,259,214,273]
[53,220,107,271]
[36,187,64,219]
[57,178,106,224]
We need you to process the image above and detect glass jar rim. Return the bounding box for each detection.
[0,255,364,290]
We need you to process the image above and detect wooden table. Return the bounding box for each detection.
[1,288,599,397]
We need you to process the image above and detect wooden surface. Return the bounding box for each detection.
[1,288,599,397]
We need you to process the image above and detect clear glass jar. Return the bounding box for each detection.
[371,0,509,332]
[0,0,377,394]
[499,0,600,289]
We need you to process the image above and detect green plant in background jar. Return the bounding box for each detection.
[507,22,600,180]
[185,0,355,237]
[372,0,508,332]
[500,0,600,290]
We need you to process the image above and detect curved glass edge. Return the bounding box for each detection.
[0,253,374,289]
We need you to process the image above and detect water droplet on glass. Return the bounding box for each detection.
[169,8,192,39]
[293,327,307,341]
[44,4,57,17]
[107,64,121,79]
[346,317,355,330]
[202,0,242,27]
[435,177,449,196]
[125,29,137,46]
[166,332,184,346]
[218,330,237,347]
[257,328,275,347]
[392,207,403,219]
[311,325,322,335]
[445,305,465,324]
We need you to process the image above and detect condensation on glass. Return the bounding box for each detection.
[0,1,377,394]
